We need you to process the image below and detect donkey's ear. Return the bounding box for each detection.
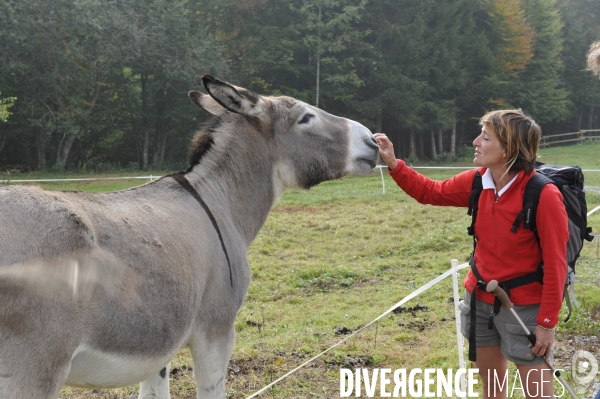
[188,91,227,116]
[201,74,265,119]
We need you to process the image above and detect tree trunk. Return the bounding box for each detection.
[376,107,383,133]
[152,115,160,168]
[408,130,416,160]
[152,86,167,169]
[430,129,437,159]
[588,103,595,130]
[0,124,7,154]
[36,128,47,171]
[56,127,80,170]
[141,73,150,169]
[159,134,167,167]
[438,129,443,155]
[152,127,165,169]
[450,118,457,158]
[315,5,321,108]
[315,55,320,108]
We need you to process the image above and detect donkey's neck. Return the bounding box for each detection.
[184,130,277,247]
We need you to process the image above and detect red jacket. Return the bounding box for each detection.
[389,160,568,328]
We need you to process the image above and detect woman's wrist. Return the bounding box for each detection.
[537,324,555,331]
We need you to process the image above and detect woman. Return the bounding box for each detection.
[375,109,568,399]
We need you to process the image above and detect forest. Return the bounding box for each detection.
[0,0,599,172]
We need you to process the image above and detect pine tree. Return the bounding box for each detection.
[346,0,429,159]
[294,0,368,108]
[510,0,570,123]
[482,0,534,108]
[419,0,487,157]
[555,0,600,132]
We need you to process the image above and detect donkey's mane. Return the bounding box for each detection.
[187,131,214,168]
[187,115,225,168]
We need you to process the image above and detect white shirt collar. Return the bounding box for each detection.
[481,168,518,198]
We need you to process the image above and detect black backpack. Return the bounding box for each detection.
[465,162,594,361]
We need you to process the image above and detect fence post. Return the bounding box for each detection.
[452,259,467,399]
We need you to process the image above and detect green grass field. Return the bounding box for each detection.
[5,142,599,399]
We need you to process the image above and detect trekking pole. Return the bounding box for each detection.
[485,280,579,399]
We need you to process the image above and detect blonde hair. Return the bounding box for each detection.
[479,109,541,173]
[586,41,600,77]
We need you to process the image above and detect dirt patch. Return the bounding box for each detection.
[392,304,428,315]
[226,329,600,398]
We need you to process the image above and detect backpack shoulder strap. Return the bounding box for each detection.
[467,171,483,236]
[511,172,552,234]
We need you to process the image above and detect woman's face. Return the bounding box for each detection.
[473,123,506,169]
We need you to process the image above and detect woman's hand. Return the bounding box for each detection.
[531,326,555,358]
[374,133,398,170]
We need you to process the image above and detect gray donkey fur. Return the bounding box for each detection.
[0,75,379,399]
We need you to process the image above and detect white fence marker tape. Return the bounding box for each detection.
[451,259,467,399]
[379,165,386,194]
[245,262,470,399]
[588,205,600,217]
[374,165,387,195]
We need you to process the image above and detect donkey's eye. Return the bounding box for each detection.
[298,114,315,124]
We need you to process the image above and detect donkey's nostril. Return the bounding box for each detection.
[367,136,379,149]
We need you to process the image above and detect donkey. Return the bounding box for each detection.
[0,75,379,399]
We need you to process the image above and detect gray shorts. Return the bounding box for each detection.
[458,290,550,366]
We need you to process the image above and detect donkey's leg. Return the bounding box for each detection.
[0,330,73,399]
[189,325,235,399]
[0,372,68,399]
[138,362,171,399]
[0,297,75,399]
[0,359,69,399]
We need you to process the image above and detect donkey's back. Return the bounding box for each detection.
[0,185,97,264]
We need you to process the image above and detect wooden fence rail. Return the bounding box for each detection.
[540,129,600,148]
